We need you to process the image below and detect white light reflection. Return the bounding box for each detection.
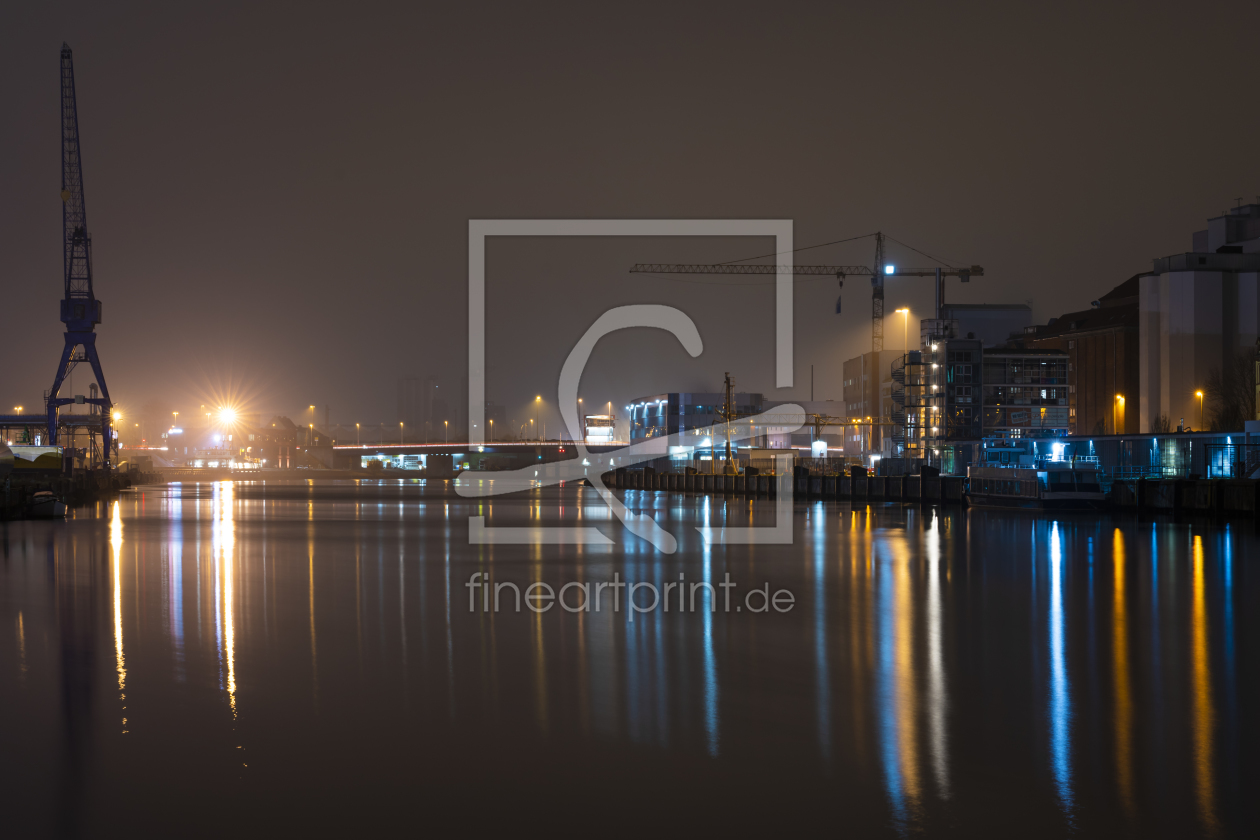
[110,500,127,733]
[214,481,238,717]
[701,498,719,756]
[1048,522,1074,817]
[925,512,949,798]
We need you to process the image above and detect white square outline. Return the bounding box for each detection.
[467,219,794,444]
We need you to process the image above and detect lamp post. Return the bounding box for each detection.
[1114,395,1124,435]
[400,421,404,444]
[895,307,910,358]
[13,406,22,414]
[535,395,542,441]
[489,418,494,442]
[444,419,448,444]
[356,422,360,445]
[1195,390,1203,430]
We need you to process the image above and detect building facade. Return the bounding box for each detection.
[1139,204,1260,432]
[1014,276,1139,435]
[627,392,764,455]
[980,348,1070,438]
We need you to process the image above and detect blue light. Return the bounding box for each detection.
[884,265,895,275]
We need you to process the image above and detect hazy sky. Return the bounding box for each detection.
[2,1,1257,434]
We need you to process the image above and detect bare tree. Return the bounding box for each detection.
[1150,414,1171,434]
[1205,351,1257,432]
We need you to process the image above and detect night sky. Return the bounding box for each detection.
[2,2,1257,433]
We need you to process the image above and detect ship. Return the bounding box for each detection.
[965,439,1107,511]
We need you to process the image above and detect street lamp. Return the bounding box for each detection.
[356,422,360,445]
[895,308,910,358]
[489,418,494,442]
[1114,394,1124,434]
[1195,390,1203,430]
[400,421,404,444]
[535,395,542,441]
[13,406,22,414]
[444,419,449,443]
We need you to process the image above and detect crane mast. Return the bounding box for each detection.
[46,43,114,468]
[61,44,96,310]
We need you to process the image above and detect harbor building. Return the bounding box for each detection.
[1138,203,1260,432]
[1012,276,1140,435]
[626,391,764,457]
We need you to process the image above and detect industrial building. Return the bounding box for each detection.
[1138,203,1260,432]
[1012,276,1139,435]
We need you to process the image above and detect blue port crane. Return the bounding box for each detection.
[45,43,114,468]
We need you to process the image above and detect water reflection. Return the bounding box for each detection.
[925,511,950,800]
[0,483,1250,836]
[213,481,238,716]
[1191,535,1217,833]
[1113,528,1133,817]
[1048,521,1074,818]
[110,500,126,706]
[877,531,921,828]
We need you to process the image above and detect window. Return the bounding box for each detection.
[1068,340,1075,349]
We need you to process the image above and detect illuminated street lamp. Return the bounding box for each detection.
[895,307,910,357]
[356,422,360,445]
[1114,394,1124,434]
[444,419,449,443]
[489,418,494,442]
[400,421,404,444]
[1194,390,1204,430]
[13,406,22,414]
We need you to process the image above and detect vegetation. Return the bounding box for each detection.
[1205,351,1257,432]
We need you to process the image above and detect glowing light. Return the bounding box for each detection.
[110,501,126,694]
[112,411,122,421]
[884,265,895,274]
[218,407,238,425]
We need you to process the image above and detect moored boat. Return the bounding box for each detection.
[965,438,1107,511]
[27,491,68,519]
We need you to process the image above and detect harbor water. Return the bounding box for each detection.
[0,479,1255,837]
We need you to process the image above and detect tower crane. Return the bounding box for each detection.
[630,231,983,354]
[45,44,115,468]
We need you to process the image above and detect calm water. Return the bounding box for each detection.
[1,480,1255,838]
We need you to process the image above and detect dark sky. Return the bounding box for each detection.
[3,1,1257,434]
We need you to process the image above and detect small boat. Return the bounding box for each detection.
[27,491,68,519]
[966,439,1107,511]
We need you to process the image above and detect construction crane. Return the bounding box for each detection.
[630,232,983,354]
[45,44,114,468]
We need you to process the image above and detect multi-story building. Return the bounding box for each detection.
[980,348,1070,438]
[1012,276,1139,435]
[1139,203,1260,432]
[939,303,1032,347]
[897,322,982,465]
[842,350,898,459]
